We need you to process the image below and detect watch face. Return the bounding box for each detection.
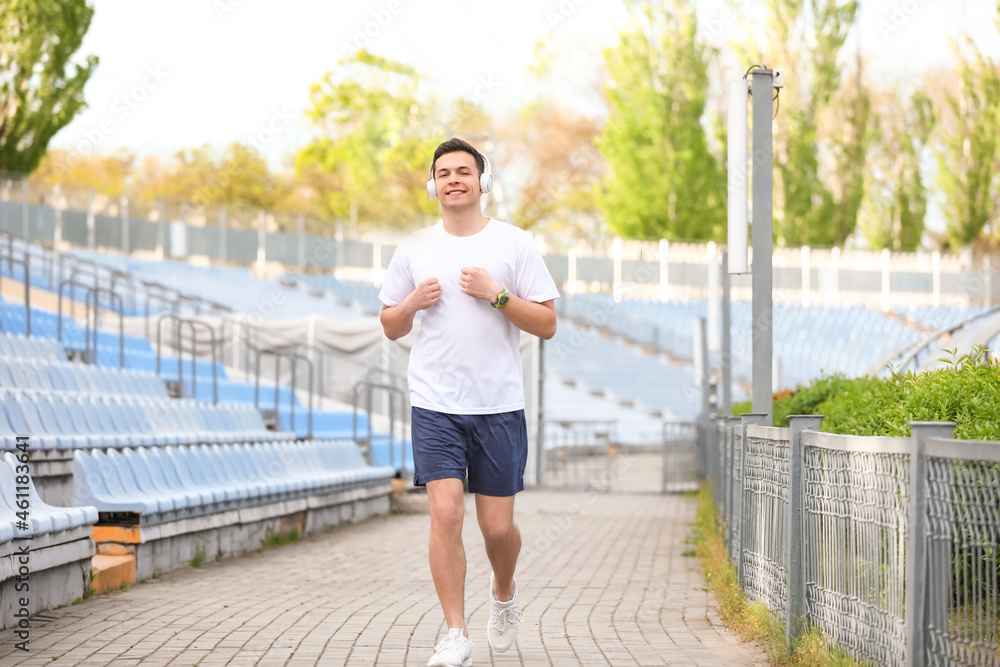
[498,291,510,306]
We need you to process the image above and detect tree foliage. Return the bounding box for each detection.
[33,148,134,199]
[597,0,725,241]
[507,102,602,234]
[294,50,444,229]
[859,89,935,251]
[0,0,97,175]
[932,38,1000,250]
[732,0,864,247]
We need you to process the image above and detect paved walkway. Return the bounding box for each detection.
[0,488,767,666]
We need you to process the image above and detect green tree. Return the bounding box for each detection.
[295,50,443,229]
[0,0,98,174]
[859,89,934,251]
[596,0,725,241]
[32,148,135,199]
[933,37,1000,250]
[196,142,276,210]
[733,0,863,247]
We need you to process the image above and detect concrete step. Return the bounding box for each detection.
[91,554,135,595]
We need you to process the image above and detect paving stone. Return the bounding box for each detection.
[0,488,766,666]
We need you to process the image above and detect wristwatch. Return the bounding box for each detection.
[491,288,511,308]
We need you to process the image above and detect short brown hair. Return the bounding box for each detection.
[431,138,485,177]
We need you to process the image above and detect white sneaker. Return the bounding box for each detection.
[427,628,473,667]
[487,572,522,652]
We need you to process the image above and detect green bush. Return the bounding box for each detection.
[732,348,1000,440]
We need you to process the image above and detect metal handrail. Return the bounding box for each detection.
[84,287,125,368]
[0,246,31,336]
[156,314,220,404]
[56,275,96,346]
[351,379,407,468]
[254,348,313,439]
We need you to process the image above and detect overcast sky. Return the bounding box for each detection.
[50,0,1000,169]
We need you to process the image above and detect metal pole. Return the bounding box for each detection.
[906,421,956,667]
[156,199,165,261]
[53,184,63,250]
[535,337,545,486]
[219,205,227,265]
[721,250,732,415]
[86,189,95,250]
[256,209,266,276]
[297,213,306,271]
[751,69,774,425]
[786,415,822,648]
[121,195,130,254]
[21,178,28,239]
[696,317,711,415]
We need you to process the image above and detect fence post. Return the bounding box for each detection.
[21,178,28,239]
[53,184,63,250]
[737,413,768,585]
[121,194,130,254]
[786,415,823,649]
[86,189,95,250]
[156,199,165,261]
[906,421,956,667]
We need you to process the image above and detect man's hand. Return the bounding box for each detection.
[406,277,442,311]
[459,267,502,302]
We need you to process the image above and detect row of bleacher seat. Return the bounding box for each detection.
[0,354,167,398]
[0,452,97,542]
[73,441,396,527]
[0,388,282,451]
[0,329,66,359]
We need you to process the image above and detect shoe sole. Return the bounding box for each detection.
[427,660,472,667]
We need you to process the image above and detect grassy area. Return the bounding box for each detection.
[262,528,302,549]
[692,484,866,667]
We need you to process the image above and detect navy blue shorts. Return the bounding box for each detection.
[410,407,528,497]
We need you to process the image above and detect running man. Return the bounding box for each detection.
[379,137,558,667]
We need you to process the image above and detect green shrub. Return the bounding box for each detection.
[732,347,1000,440]
[819,348,1000,439]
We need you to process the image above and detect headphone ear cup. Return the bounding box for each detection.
[480,173,493,195]
[427,178,437,199]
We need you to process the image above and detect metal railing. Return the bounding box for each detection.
[254,348,314,438]
[156,314,220,404]
[708,414,1000,666]
[661,420,698,493]
[540,419,619,490]
[351,372,407,469]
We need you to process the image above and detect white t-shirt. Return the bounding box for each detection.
[379,218,559,414]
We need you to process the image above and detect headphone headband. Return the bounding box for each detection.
[427,150,493,199]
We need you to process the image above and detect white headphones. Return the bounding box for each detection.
[427,151,493,199]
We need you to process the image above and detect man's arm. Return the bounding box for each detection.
[380,277,441,341]
[459,267,557,340]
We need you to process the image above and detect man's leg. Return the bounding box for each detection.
[426,477,468,633]
[475,494,519,601]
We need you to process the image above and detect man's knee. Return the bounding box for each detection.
[428,484,465,532]
[479,516,516,545]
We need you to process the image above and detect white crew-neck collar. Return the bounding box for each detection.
[440,217,493,239]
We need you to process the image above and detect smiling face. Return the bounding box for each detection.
[432,150,482,210]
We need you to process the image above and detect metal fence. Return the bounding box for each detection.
[706,414,1000,666]
[3,183,1000,308]
[662,420,698,493]
[541,419,619,491]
